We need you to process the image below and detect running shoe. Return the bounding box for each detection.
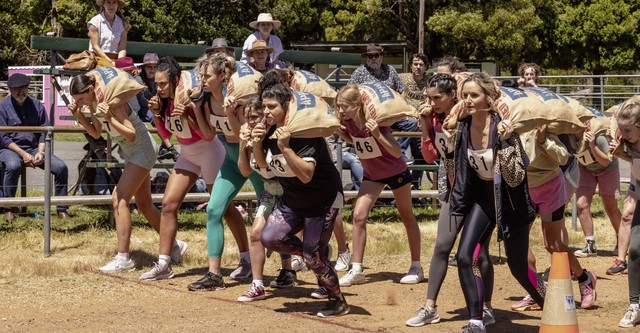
[171,239,188,264]
[317,294,350,317]
[579,270,597,309]
[482,307,495,327]
[400,265,424,284]
[607,258,627,275]
[405,305,440,327]
[461,322,485,333]
[229,257,252,280]
[619,305,640,328]
[311,286,329,299]
[291,255,308,272]
[511,295,541,311]
[334,247,352,272]
[269,269,297,288]
[237,283,266,302]
[339,269,365,287]
[139,262,174,280]
[448,256,458,267]
[574,239,597,258]
[187,271,225,291]
[99,256,135,273]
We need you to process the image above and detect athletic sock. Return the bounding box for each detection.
[577,269,589,283]
[585,236,595,241]
[411,261,421,268]
[252,280,264,288]
[352,262,363,273]
[116,252,129,261]
[240,251,250,261]
[469,319,484,329]
[158,254,171,267]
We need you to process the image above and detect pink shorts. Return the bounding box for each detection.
[174,138,225,184]
[576,164,621,199]
[529,173,568,215]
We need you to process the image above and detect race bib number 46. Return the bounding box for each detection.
[165,116,192,139]
[352,136,382,159]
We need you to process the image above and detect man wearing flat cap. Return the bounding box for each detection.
[0,73,70,221]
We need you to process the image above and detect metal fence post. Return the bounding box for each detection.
[44,126,53,257]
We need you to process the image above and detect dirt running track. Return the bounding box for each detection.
[0,251,632,333]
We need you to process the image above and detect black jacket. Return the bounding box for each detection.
[446,113,535,240]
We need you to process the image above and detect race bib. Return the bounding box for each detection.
[467,148,494,179]
[101,120,121,138]
[251,153,277,179]
[210,114,234,136]
[268,153,296,178]
[434,131,453,157]
[165,116,192,139]
[574,149,595,166]
[352,136,382,159]
[632,159,640,180]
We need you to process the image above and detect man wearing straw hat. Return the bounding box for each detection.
[241,13,284,67]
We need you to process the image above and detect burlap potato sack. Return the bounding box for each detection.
[175,69,201,107]
[227,62,263,105]
[270,91,340,139]
[358,82,416,127]
[87,66,144,107]
[556,94,600,123]
[290,70,337,100]
[577,115,612,153]
[522,87,584,134]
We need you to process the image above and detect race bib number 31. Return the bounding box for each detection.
[467,148,493,179]
[165,116,192,139]
[352,136,382,159]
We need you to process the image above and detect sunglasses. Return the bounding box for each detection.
[367,53,381,59]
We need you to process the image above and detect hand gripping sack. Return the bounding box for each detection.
[175,69,201,107]
[358,82,416,127]
[227,62,263,105]
[87,67,144,107]
[522,87,585,134]
[270,91,340,139]
[290,70,337,100]
[576,115,612,154]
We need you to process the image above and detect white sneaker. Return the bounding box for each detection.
[334,246,352,272]
[482,307,496,326]
[400,265,424,284]
[99,256,135,273]
[171,239,188,264]
[405,305,440,327]
[291,255,308,272]
[339,269,365,287]
[139,262,174,280]
[619,305,640,328]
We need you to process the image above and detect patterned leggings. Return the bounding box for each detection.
[261,200,341,297]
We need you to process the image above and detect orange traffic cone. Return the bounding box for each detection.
[539,252,579,333]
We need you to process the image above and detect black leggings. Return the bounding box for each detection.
[457,203,543,320]
[629,202,640,304]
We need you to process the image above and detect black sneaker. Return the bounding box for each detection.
[574,239,597,258]
[448,256,458,267]
[317,294,350,317]
[269,269,297,288]
[158,145,179,161]
[188,271,225,291]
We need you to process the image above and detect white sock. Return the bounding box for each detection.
[352,262,363,273]
[631,303,640,310]
[585,236,595,241]
[159,255,171,266]
[240,251,250,261]
[253,280,264,288]
[411,261,421,268]
[116,252,129,260]
[469,319,484,329]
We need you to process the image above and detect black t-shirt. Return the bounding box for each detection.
[262,126,342,216]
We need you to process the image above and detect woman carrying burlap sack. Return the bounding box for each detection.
[138,57,226,281]
[185,53,267,288]
[333,84,423,288]
[67,73,188,274]
[88,0,131,67]
[254,72,349,317]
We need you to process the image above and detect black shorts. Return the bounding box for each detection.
[363,168,413,190]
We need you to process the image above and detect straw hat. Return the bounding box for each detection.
[249,13,281,30]
[96,0,126,9]
[246,40,274,56]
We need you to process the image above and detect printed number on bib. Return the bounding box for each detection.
[467,148,493,179]
[165,116,192,139]
[269,153,296,177]
[632,159,640,180]
[434,131,453,157]
[352,136,382,159]
[101,120,121,137]
[574,149,595,166]
[251,153,276,179]
[210,114,234,136]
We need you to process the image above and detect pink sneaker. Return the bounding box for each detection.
[237,283,266,302]
[579,270,597,309]
[511,295,541,311]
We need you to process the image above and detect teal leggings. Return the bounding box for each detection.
[206,142,264,258]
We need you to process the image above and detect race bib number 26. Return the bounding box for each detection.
[165,116,192,139]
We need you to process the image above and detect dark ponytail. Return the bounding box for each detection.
[70,74,96,95]
[257,69,292,107]
[156,56,182,117]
